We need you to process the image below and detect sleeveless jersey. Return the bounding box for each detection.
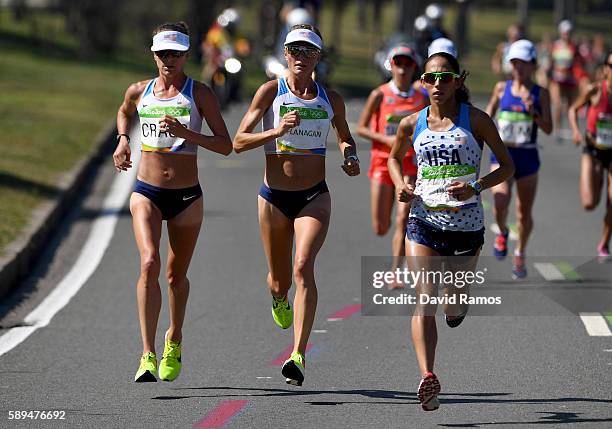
[587,81,612,150]
[497,80,541,148]
[263,77,333,156]
[137,77,202,155]
[371,81,427,157]
[410,104,484,231]
[551,40,577,85]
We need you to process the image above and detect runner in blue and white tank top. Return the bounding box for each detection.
[113,21,232,383]
[388,51,514,412]
[486,39,552,279]
[233,24,360,387]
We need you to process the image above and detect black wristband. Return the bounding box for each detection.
[116,133,130,143]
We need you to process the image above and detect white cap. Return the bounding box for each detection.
[428,38,457,58]
[284,28,323,50]
[507,39,537,62]
[286,8,313,27]
[558,19,573,34]
[151,31,190,52]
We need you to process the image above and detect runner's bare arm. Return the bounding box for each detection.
[233,80,293,153]
[389,113,417,202]
[113,81,147,172]
[471,107,515,190]
[356,89,393,147]
[534,87,553,135]
[328,89,360,176]
[162,81,232,155]
[568,83,598,145]
[485,81,505,118]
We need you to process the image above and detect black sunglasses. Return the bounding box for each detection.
[286,45,320,58]
[155,50,186,59]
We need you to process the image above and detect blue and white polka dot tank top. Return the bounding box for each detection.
[410,103,484,232]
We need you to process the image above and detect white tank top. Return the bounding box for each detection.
[262,77,334,156]
[410,104,485,231]
[136,77,202,155]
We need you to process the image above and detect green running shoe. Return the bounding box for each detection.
[134,352,157,382]
[282,351,305,386]
[159,334,182,382]
[271,296,293,329]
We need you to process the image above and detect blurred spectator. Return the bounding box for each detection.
[550,20,581,129]
[201,8,250,84]
[491,24,523,78]
[536,32,553,87]
[424,3,449,41]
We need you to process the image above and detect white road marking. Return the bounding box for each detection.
[0,147,139,357]
[256,376,272,379]
[533,263,566,281]
[578,313,612,337]
[326,318,342,322]
[313,329,327,333]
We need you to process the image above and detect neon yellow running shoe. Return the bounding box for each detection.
[134,352,157,382]
[281,351,305,386]
[159,334,182,382]
[271,296,293,329]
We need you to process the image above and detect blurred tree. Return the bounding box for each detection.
[396,0,422,35]
[328,0,349,50]
[455,0,470,57]
[517,0,529,38]
[189,0,217,63]
[554,0,578,23]
[61,0,123,57]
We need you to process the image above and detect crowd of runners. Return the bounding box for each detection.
[111,3,610,412]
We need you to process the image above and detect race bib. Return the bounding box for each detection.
[276,105,329,153]
[497,111,533,145]
[384,114,404,136]
[139,105,190,150]
[415,164,477,209]
[595,113,612,150]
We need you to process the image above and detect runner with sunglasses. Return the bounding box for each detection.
[113,21,232,382]
[485,40,553,278]
[357,45,428,287]
[568,53,612,258]
[234,24,359,386]
[389,52,514,411]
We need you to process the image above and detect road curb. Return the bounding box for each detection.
[0,122,117,300]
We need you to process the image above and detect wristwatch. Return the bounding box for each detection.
[468,179,482,195]
[116,133,130,143]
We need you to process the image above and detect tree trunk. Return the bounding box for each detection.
[517,0,529,39]
[455,0,470,58]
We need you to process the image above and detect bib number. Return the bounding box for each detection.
[595,114,612,149]
[415,165,478,209]
[497,111,533,145]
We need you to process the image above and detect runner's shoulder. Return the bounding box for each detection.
[399,110,420,133]
[126,79,150,101]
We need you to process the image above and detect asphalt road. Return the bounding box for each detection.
[0,98,610,429]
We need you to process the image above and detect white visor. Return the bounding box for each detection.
[151,31,190,52]
[284,28,323,50]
